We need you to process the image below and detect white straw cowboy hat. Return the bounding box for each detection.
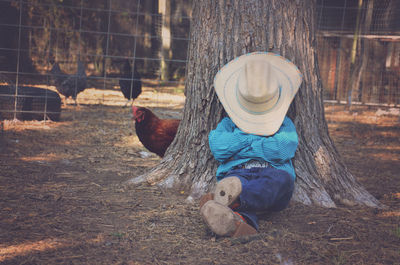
[214,52,302,136]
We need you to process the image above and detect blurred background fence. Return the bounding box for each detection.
[0,0,399,122]
[317,0,400,107]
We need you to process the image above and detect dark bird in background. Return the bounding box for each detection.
[50,60,87,104]
[119,59,142,106]
[132,105,180,157]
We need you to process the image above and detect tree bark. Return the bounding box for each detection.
[126,0,384,208]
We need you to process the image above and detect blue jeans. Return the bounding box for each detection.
[224,166,294,230]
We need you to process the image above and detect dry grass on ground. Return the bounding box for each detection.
[0,87,399,264]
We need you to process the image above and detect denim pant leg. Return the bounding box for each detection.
[224,167,295,230]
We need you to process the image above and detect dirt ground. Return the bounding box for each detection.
[0,87,399,265]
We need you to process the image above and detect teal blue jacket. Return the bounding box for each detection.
[208,117,298,180]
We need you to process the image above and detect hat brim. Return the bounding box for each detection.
[214,52,302,136]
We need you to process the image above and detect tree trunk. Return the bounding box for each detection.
[348,0,374,107]
[126,0,384,208]
[159,0,172,81]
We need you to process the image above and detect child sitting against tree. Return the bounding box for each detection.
[200,52,302,237]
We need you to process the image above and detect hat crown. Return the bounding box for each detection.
[237,60,280,113]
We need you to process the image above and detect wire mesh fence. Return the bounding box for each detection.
[316,0,400,107]
[0,0,191,122]
[0,0,399,124]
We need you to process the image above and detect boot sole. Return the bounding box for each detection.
[200,200,239,236]
[214,176,242,206]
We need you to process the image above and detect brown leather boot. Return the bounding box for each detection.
[200,200,257,237]
[199,193,214,209]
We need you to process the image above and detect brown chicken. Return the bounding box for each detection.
[132,106,180,157]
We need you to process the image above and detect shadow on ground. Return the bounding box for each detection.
[0,103,399,264]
